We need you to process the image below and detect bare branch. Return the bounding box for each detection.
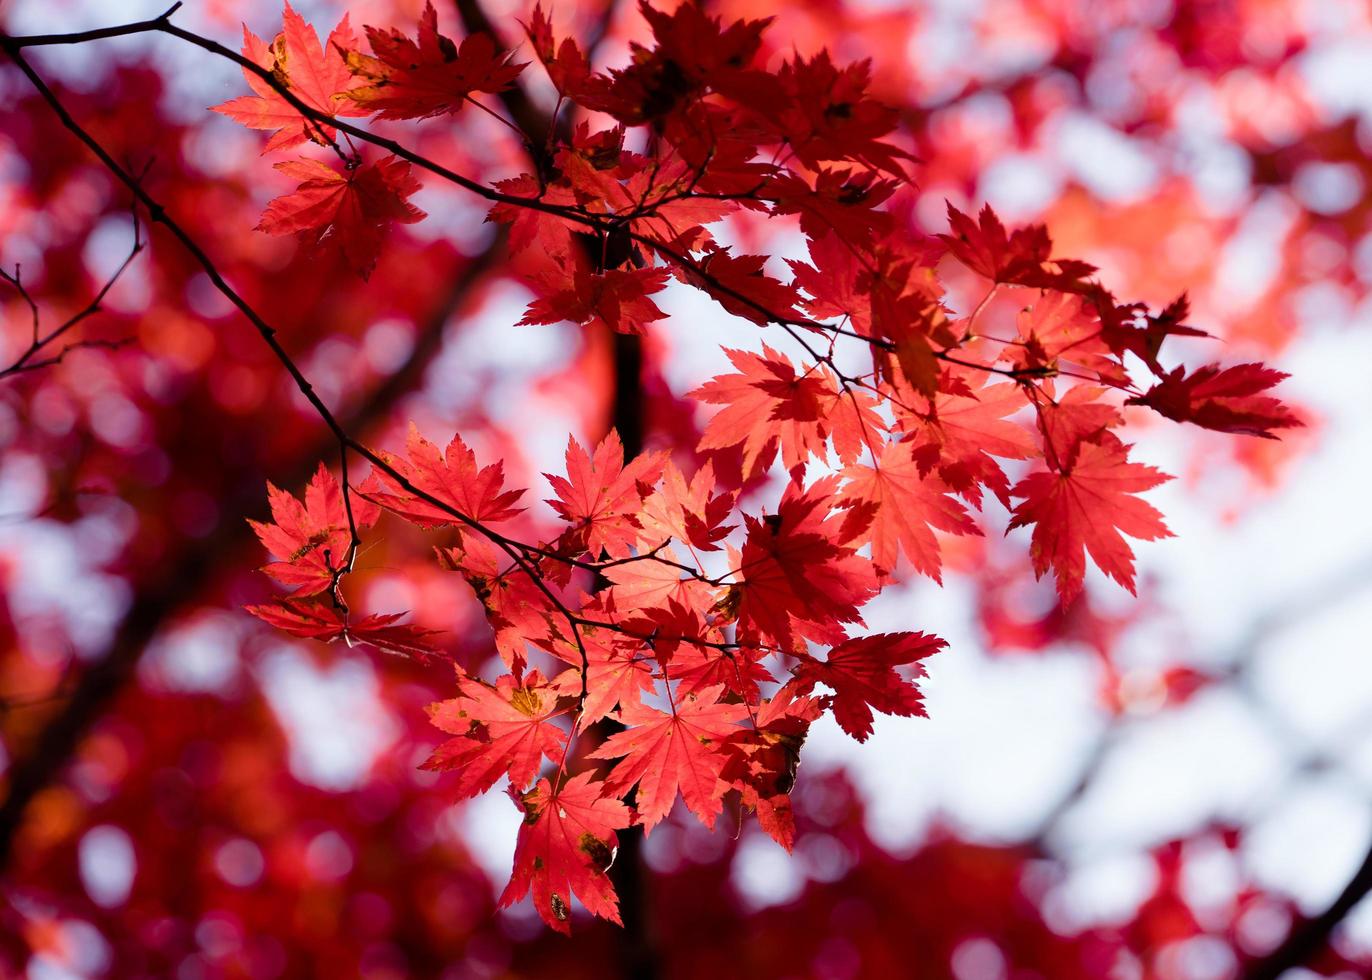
[0,6,1107,393]
[1,211,143,379]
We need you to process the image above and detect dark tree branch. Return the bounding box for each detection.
[601,327,660,980]
[452,0,658,969]
[2,7,1053,379]
[1242,847,1372,980]
[0,56,507,863]
[0,5,673,891]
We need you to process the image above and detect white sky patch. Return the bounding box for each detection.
[1245,779,1372,913]
[77,818,134,905]
[426,279,580,494]
[26,919,111,980]
[1046,850,1159,931]
[0,520,130,658]
[1057,691,1288,854]
[731,828,806,909]
[258,646,400,792]
[1299,38,1372,119]
[78,825,136,909]
[979,152,1063,221]
[1212,193,1300,314]
[446,782,522,890]
[1052,112,1161,202]
[140,612,244,694]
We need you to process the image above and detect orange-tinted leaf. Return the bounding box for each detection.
[1010,291,1123,384]
[898,375,1036,507]
[637,459,735,553]
[692,345,881,480]
[212,2,367,153]
[589,686,748,831]
[839,441,980,581]
[500,772,631,934]
[423,670,569,798]
[365,424,524,527]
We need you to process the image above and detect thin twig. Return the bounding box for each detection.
[1,210,143,379]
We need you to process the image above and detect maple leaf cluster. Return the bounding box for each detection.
[216,0,1302,933]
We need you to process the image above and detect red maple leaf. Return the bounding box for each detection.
[722,687,822,849]
[636,459,735,553]
[580,580,718,670]
[212,2,368,153]
[791,631,945,742]
[839,441,980,582]
[500,772,631,934]
[344,1,525,120]
[1127,362,1301,439]
[438,534,555,671]
[941,203,1095,290]
[589,686,749,831]
[868,281,956,397]
[423,670,570,798]
[1097,292,1208,375]
[732,477,879,649]
[523,4,595,101]
[788,231,871,325]
[248,463,377,595]
[692,345,882,480]
[1033,386,1126,471]
[244,599,441,659]
[1008,437,1174,602]
[600,551,710,616]
[486,173,579,258]
[257,156,426,278]
[678,248,803,326]
[772,51,913,177]
[771,169,898,251]
[898,374,1037,507]
[545,431,665,559]
[364,423,524,527]
[571,625,658,725]
[667,641,774,703]
[518,252,670,335]
[586,1,772,125]
[1010,291,1125,385]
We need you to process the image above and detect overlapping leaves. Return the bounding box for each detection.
[229,0,1302,936]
